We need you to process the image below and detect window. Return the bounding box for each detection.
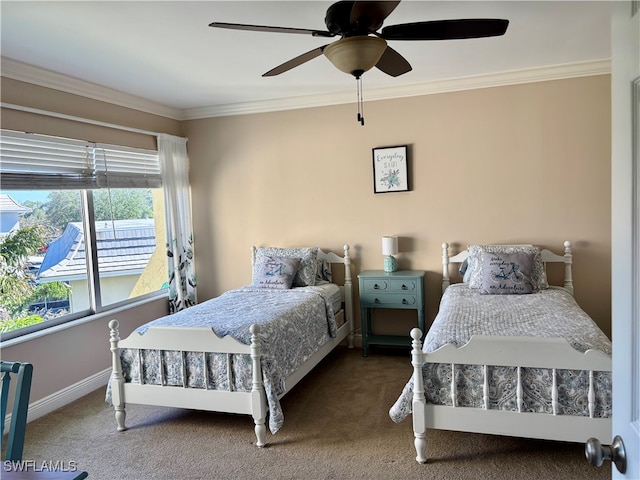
[0,130,168,339]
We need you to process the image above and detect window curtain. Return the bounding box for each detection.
[158,134,197,312]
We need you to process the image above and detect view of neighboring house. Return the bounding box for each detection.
[0,193,31,234]
[37,219,158,311]
[0,188,166,318]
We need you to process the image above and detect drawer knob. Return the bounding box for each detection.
[402,298,408,305]
[374,298,380,304]
[374,283,380,289]
[401,284,408,290]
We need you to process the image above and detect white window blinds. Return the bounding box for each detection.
[0,130,161,189]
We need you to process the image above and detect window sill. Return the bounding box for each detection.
[0,291,168,348]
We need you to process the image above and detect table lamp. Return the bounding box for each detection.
[382,236,398,272]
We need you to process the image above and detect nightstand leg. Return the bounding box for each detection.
[361,307,369,357]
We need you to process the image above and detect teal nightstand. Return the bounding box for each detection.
[358,270,425,357]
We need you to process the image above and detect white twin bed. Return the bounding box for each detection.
[107,240,611,462]
[107,245,354,447]
[389,241,612,463]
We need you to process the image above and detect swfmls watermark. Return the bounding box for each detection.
[3,460,80,472]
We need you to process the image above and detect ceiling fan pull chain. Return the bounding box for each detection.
[360,77,365,126]
[356,78,361,124]
[357,76,365,126]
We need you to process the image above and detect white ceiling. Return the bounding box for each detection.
[0,1,611,120]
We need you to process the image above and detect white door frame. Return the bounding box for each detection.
[611,1,639,478]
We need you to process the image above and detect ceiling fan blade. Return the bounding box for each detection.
[375,46,412,77]
[209,22,335,38]
[382,19,509,40]
[262,46,328,77]
[349,1,401,31]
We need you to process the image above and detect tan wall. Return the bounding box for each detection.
[0,73,611,407]
[184,75,612,338]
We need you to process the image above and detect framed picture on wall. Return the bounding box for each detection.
[372,145,409,193]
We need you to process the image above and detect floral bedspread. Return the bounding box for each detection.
[389,284,612,423]
[106,286,338,434]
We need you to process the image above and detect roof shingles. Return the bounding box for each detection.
[38,219,157,281]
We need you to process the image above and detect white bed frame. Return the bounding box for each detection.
[410,241,612,463]
[108,245,354,447]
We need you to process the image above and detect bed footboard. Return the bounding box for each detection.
[408,328,612,464]
[108,319,268,447]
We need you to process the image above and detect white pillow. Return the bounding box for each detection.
[466,244,548,290]
[253,247,319,287]
[478,251,535,294]
[252,256,300,289]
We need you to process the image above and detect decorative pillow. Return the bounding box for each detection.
[315,257,333,284]
[479,252,535,294]
[253,247,318,287]
[467,245,548,290]
[252,256,301,289]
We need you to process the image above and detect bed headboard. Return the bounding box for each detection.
[249,245,352,281]
[441,241,574,295]
[319,246,353,330]
[249,245,354,324]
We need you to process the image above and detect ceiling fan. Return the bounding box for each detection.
[209,0,509,124]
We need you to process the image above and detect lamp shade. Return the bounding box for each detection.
[382,236,398,256]
[324,36,387,78]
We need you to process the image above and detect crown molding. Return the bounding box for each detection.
[1,57,183,120]
[182,59,611,120]
[2,57,610,122]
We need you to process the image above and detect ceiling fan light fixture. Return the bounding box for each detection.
[323,36,387,78]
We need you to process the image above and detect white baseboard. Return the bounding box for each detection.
[4,368,112,427]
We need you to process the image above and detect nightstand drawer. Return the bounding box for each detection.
[389,279,418,292]
[361,279,390,292]
[362,279,419,293]
[360,293,417,307]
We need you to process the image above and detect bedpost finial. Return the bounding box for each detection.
[410,328,422,340]
[109,319,119,330]
[564,241,573,260]
[442,242,449,250]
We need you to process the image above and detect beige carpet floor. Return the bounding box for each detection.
[20,346,610,480]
